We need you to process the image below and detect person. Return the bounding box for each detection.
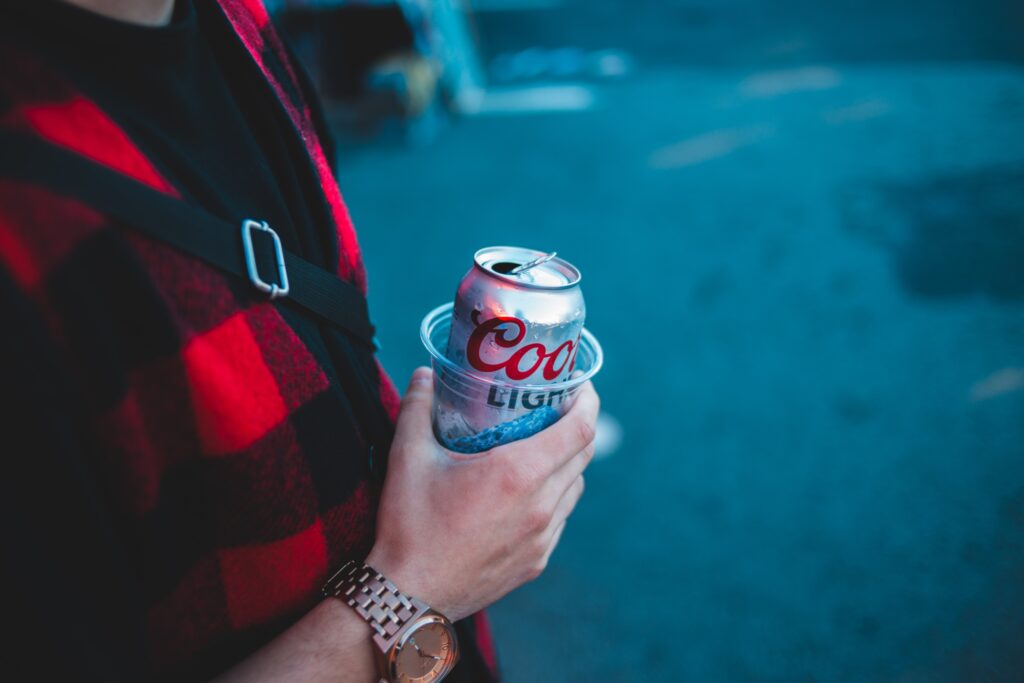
[0,1,600,681]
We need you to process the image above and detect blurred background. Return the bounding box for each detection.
[272,1,1024,680]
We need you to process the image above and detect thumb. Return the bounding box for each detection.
[391,367,436,451]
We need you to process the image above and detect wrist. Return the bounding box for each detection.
[365,545,451,620]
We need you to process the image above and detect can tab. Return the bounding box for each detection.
[509,251,557,276]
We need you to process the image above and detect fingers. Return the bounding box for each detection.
[545,438,596,501]
[550,474,585,528]
[391,367,435,448]
[503,381,600,476]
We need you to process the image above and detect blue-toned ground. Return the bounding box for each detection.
[336,1,1024,680]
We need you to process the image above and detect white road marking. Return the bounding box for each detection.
[970,367,1024,402]
[739,66,841,98]
[472,84,596,115]
[648,124,774,169]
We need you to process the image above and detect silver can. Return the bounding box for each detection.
[435,246,585,452]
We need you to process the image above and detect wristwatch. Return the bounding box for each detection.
[322,560,459,683]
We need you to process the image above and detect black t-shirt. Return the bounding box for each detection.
[4,0,334,266]
[0,0,392,456]
[20,0,354,370]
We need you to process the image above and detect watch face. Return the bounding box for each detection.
[393,617,458,682]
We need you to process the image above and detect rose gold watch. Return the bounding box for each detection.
[322,560,459,683]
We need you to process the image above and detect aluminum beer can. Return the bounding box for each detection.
[436,246,585,451]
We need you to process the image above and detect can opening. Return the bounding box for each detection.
[475,247,581,288]
[491,261,520,274]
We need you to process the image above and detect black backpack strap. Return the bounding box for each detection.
[0,130,377,350]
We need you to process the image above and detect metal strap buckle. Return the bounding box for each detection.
[241,219,289,300]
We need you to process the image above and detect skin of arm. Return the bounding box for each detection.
[215,599,376,682]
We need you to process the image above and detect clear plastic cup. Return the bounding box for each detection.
[420,303,603,454]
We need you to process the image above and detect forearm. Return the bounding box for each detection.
[215,598,376,682]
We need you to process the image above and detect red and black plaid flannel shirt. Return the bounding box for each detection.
[0,0,497,679]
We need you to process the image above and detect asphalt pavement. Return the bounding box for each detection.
[335,1,1024,680]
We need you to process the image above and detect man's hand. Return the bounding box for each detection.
[214,366,597,682]
[367,367,600,621]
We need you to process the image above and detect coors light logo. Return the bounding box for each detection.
[466,310,580,382]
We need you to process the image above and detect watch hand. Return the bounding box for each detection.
[409,637,442,660]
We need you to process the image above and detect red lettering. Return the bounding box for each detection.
[505,343,546,380]
[466,316,525,372]
[542,340,575,380]
[466,315,579,381]
[567,332,581,374]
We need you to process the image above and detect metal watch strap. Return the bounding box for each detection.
[322,560,427,643]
